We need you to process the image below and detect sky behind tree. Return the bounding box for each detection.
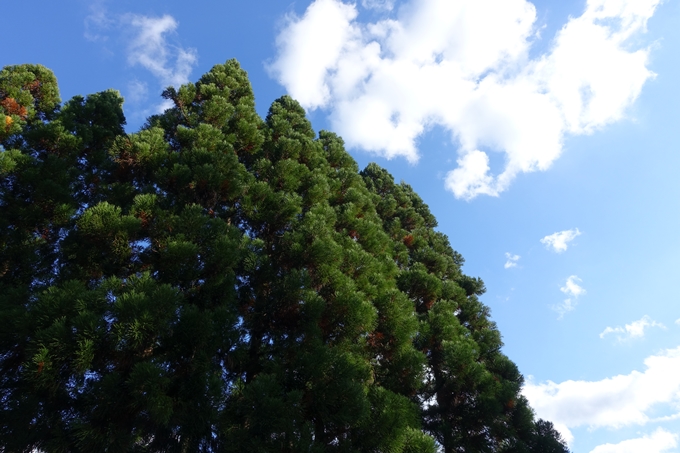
[4,0,680,451]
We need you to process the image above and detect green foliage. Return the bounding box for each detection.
[0,60,569,453]
[0,64,60,141]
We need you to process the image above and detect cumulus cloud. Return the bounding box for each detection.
[589,428,678,453]
[561,275,585,297]
[269,0,358,111]
[446,150,497,199]
[270,0,659,199]
[523,346,680,445]
[504,253,520,269]
[600,315,666,341]
[541,228,581,253]
[552,275,585,318]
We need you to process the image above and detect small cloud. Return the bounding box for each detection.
[84,0,114,42]
[86,11,198,115]
[561,275,585,297]
[361,0,395,11]
[600,315,666,341]
[553,299,577,319]
[446,150,497,199]
[589,428,678,453]
[125,14,198,91]
[541,228,581,253]
[504,252,520,269]
[126,79,148,104]
[553,275,584,318]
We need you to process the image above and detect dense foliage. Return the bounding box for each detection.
[0,61,569,453]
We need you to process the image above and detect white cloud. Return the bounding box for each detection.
[446,150,497,197]
[524,346,680,445]
[600,315,666,341]
[125,14,197,91]
[541,228,581,253]
[553,275,585,318]
[504,252,520,269]
[271,0,659,199]
[561,275,585,298]
[269,0,358,111]
[589,428,678,453]
[85,8,197,112]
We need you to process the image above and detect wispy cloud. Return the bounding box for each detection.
[84,1,114,42]
[84,7,197,112]
[553,275,585,318]
[589,428,678,453]
[270,0,659,199]
[541,228,581,253]
[600,315,666,341]
[504,252,520,269]
[361,0,395,11]
[523,346,680,446]
[125,14,197,91]
[126,79,149,104]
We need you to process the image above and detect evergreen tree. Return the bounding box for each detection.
[0,61,569,453]
[360,165,540,453]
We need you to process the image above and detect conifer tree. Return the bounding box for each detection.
[0,61,568,453]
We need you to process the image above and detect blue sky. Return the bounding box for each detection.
[5,0,680,451]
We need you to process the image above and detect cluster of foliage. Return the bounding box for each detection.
[0,62,569,453]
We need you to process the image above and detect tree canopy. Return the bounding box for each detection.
[0,61,569,453]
